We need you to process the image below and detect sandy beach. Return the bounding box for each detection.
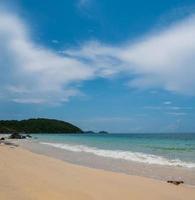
[1,143,195,200]
[1,0,195,198]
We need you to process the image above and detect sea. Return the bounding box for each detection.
[37,133,195,168]
[18,133,195,185]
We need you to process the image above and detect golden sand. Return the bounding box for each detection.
[0,144,195,200]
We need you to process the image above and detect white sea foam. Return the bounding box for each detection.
[40,142,195,168]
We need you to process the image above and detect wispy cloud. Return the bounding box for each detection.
[67,14,195,95]
[163,101,172,105]
[0,8,110,104]
[78,0,90,6]
[144,106,193,111]
[51,40,59,44]
[167,112,187,116]
[77,0,92,9]
[1,6,195,104]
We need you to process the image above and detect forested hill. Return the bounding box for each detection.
[0,118,83,133]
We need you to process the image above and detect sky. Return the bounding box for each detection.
[0,0,195,133]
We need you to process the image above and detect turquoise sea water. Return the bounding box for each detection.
[36,133,195,168]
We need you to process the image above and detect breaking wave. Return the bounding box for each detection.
[41,142,195,168]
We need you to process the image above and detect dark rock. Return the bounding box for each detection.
[167,180,184,185]
[26,134,32,138]
[9,133,26,139]
[0,137,5,140]
[98,131,109,134]
[84,131,96,134]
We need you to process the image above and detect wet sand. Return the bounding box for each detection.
[15,139,195,185]
[1,142,195,200]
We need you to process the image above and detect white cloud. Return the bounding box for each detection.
[67,15,195,95]
[52,40,59,44]
[0,9,109,104]
[120,16,195,94]
[1,7,195,104]
[163,101,172,105]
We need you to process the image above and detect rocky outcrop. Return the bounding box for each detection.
[9,133,26,139]
[167,180,184,185]
[98,131,109,134]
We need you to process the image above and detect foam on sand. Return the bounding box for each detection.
[41,142,195,168]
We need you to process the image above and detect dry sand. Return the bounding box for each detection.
[0,144,195,200]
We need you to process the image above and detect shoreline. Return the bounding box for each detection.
[1,142,195,200]
[12,138,195,186]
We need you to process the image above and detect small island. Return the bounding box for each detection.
[0,118,83,134]
[83,130,109,134]
[98,131,109,134]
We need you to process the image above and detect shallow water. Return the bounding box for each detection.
[37,133,195,168]
[15,133,195,185]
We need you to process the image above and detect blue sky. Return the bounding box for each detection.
[0,0,195,132]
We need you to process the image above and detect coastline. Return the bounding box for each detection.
[1,143,195,200]
[12,138,195,186]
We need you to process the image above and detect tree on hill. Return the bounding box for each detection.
[0,118,83,133]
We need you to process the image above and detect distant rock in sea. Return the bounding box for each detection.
[98,131,109,134]
[83,130,109,134]
[84,131,96,134]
